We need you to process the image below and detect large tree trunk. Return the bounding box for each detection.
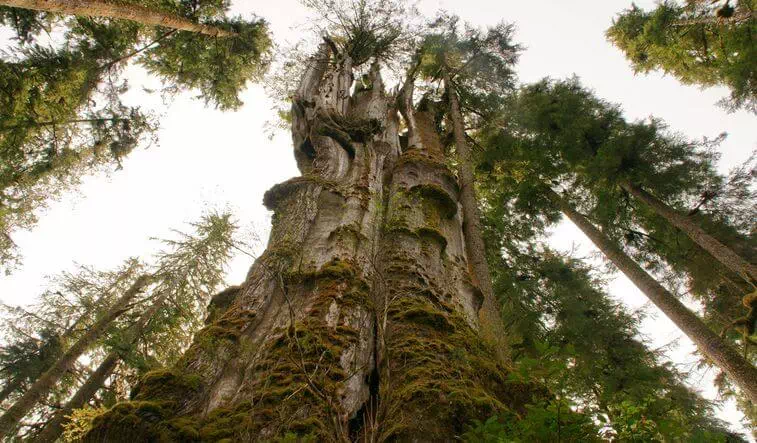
[83,46,536,442]
[0,0,235,37]
[620,180,757,283]
[0,275,152,437]
[443,74,509,360]
[546,187,757,403]
[32,297,164,443]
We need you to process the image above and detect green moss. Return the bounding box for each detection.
[205,286,241,324]
[388,298,455,333]
[84,401,176,442]
[417,227,448,251]
[379,286,539,440]
[408,183,457,219]
[395,149,459,189]
[130,368,203,403]
[263,175,337,210]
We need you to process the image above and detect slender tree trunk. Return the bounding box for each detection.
[546,187,757,403]
[33,353,119,443]
[33,298,163,443]
[443,73,508,359]
[0,117,129,131]
[0,306,89,407]
[0,275,152,438]
[0,378,22,406]
[620,180,757,283]
[0,0,235,37]
[84,45,536,442]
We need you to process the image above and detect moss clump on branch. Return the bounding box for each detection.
[205,286,241,324]
[85,401,177,443]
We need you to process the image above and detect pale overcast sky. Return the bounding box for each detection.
[1,0,755,437]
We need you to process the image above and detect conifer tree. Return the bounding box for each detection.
[478,76,757,423]
[0,1,271,270]
[0,211,238,438]
[545,187,757,403]
[607,0,757,112]
[414,14,521,358]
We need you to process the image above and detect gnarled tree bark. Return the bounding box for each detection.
[83,45,535,442]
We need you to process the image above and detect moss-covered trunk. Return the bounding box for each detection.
[83,46,534,442]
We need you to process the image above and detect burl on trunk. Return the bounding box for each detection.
[85,44,535,442]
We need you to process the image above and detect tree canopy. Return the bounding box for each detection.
[0,0,271,271]
[607,0,757,112]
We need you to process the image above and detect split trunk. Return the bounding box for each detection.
[83,47,536,442]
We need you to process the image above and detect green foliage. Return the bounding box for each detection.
[0,24,158,271]
[0,1,272,269]
[0,211,241,440]
[419,14,521,96]
[141,17,271,110]
[607,1,757,112]
[476,73,755,433]
[0,6,51,43]
[61,406,109,443]
[463,402,599,443]
[480,143,743,440]
[300,0,418,66]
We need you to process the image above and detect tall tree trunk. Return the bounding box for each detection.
[33,353,119,443]
[32,298,164,443]
[0,304,89,407]
[0,378,22,405]
[0,0,235,37]
[620,180,757,283]
[83,45,536,442]
[443,73,508,359]
[0,275,152,438]
[546,187,757,403]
